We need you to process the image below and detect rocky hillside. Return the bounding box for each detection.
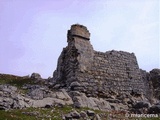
[0,24,159,120]
[0,72,160,120]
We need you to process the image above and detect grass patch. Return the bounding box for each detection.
[0,109,37,120]
[0,106,159,120]
[0,74,36,88]
[0,106,106,120]
[0,106,70,120]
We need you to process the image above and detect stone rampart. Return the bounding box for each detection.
[53,24,151,98]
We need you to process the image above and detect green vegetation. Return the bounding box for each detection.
[141,117,160,120]
[0,106,159,120]
[0,74,33,86]
[0,74,38,88]
[0,106,108,120]
[0,74,38,94]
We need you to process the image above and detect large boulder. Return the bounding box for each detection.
[30,89,73,108]
[30,73,41,79]
[133,101,151,109]
[148,103,160,114]
[70,91,111,111]
[130,101,151,114]
[26,85,50,100]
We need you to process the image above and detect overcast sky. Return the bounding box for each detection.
[0,0,159,78]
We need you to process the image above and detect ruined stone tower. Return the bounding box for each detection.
[53,24,149,98]
[67,24,94,72]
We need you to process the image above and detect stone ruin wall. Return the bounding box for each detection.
[53,24,151,98]
[91,51,145,93]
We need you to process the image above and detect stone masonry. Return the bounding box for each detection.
[53,24,151,98]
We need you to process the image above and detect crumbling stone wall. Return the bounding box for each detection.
[149,69,160,99]
[91,51,145,93]
[140,69,154,100]
[53,24,149,97]
[53,24,94,87]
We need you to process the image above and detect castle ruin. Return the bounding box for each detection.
[53,24,152,99]
[0,24,159,117]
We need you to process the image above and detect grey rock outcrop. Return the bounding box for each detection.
[0,84,30,110]
[31,73,41,79]
[70,91,111,111]
[63,110,102,120]
[148,102,160,114]
[0,84,73,110]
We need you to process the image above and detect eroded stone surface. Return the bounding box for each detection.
[52,24,158,99]
[0,85,73,110]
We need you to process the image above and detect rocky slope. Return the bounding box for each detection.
[0,24,159,120]
[0,71,160,120]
